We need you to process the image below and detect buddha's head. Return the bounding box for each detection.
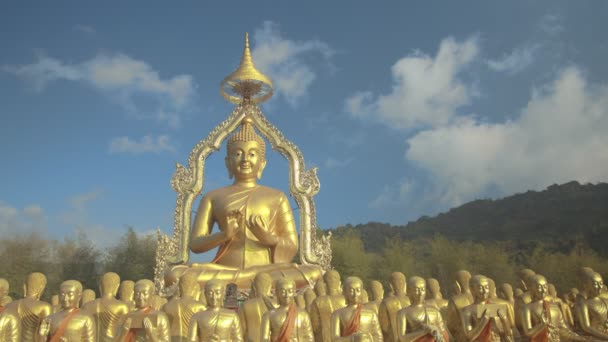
[179,272,200,299]
[99,272,120,297]
[59,280,83,310]
[81,289,96,305]
[518,268,536,291]
[314,279,327,297]
[134,279,155,309]
[487,277,497,299]
[407,276,426,305]
[426,278,442,300]
[343,277,363,305]
[584,272,604,298]
[0,278,8,298]
[369,280,384,301]
[469,275,490,303]
[390,272,407,295]
[119,280,135,302]
[454,270,471,295]
[24,272,47,299]
[226,117,267,182]
[205,280,225,309]
[252,272,272,298]
[498,283,514,302]
[530,275,549,301]
[324,270,342,294]
[276,278,296,306]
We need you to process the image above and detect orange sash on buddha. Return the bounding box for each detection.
[414,330,450,342]
[341,304,362,337]
[125,306,153,342]
[48,308,80,342]
[275,303,298,342]
[0,305,4,314]
[530,301,552,342]
[475,317,495,342]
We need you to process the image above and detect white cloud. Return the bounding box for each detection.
[539,13,564,35]
[345,36,479,130]
[74,25,96,35]
[252,21,334,106]
[0,201,48,235]
[3,54,195,128]
[487,44,539,74]
[405,67,608,207]
[370,179,414,210]
[109,135,175,154]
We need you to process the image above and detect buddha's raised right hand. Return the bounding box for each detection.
[225,210,243,239]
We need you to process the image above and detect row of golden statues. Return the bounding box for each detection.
[0,267,607,341]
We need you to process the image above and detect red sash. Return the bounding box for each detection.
[125,307,153,342]
[341,304,362,337]
[414,330,450,342]
[0,305,4,314]
[530,301,551,342]
[48,308,80,342]
[276,303,298,342]
[475,318,495,342]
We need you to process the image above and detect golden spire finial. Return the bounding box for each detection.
[221,32,274,104]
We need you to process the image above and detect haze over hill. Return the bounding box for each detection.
[330,181,608,256]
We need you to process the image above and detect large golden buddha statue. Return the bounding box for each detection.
[157,33,330,294]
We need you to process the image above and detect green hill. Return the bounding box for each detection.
[330,181,608,256]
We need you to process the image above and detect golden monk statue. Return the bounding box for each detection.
[460,275,514,342]
[366,281,385,315]
[117,279,170,342]
[447,270,473,342]
[37,280,95,342]
[396,276,449,342]
[82,272,130,342]
[240,272,275,342]
[162,272,207,342]
[575,271,608,339]
[521,275,589,342]
[0,310,20,342]
[120,280,136,311]
[303,288,317,313]
[379,272,411,342]
[188,279,243,341]
[316,280,328,297]
[261,278,314,341]
[0,278,12,306]
[3,272,51,342]
[497,284,514,306]
[426,279,448,320]
[331,276,383,341]
[514,269,536,333]
[51,295,61,314]
[310,270,346,342]
[81,289,96,306]
[547,284,574,328]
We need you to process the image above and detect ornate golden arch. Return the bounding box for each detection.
[154,102,332,293]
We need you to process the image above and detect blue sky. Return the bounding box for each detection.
[1,1,608,251]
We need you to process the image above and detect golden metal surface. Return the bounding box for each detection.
[220,32,273,104]
[379,272,411,342]
[330,276,383,341]
[117,279,170,342]
[3,272,51,342]
[261,278,314,341]
[575,271,608,339]
[310,270,346,342]
[188,280,243,341]
[37,280,95,342]
[240,272,275,341]
[154,34,332,294]
[397,276,448,342]
[162,272,206,341]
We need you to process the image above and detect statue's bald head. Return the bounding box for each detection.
[61,280,83,293]
[205,279,224,292]
[324,270,341,293]
[119,280,135,301]
[314,279,327,297]
[253,272,273,296]
[370,280,384,301]
[0,278,8,296]
[519,269,536,290]
[25,272,47,297]
[454,270,471,293]
[100,272,120,296]
[499,283,514,301]
[390,272,406,293]
[426,278,442,299]
[179,272,200,298]
[135,279,155,292]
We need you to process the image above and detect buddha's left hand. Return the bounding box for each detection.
[248,215,278,247]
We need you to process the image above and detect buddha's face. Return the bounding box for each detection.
[277,281,296,306]
[409,279,426,304]
[134,284,152,309]
[344,279,363,305]
[59,284,81,310]
[589,274,604,297]
[471,278,490,302]
[532,277,549,300]
[226,141,266,181]
[205,283,225,308]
